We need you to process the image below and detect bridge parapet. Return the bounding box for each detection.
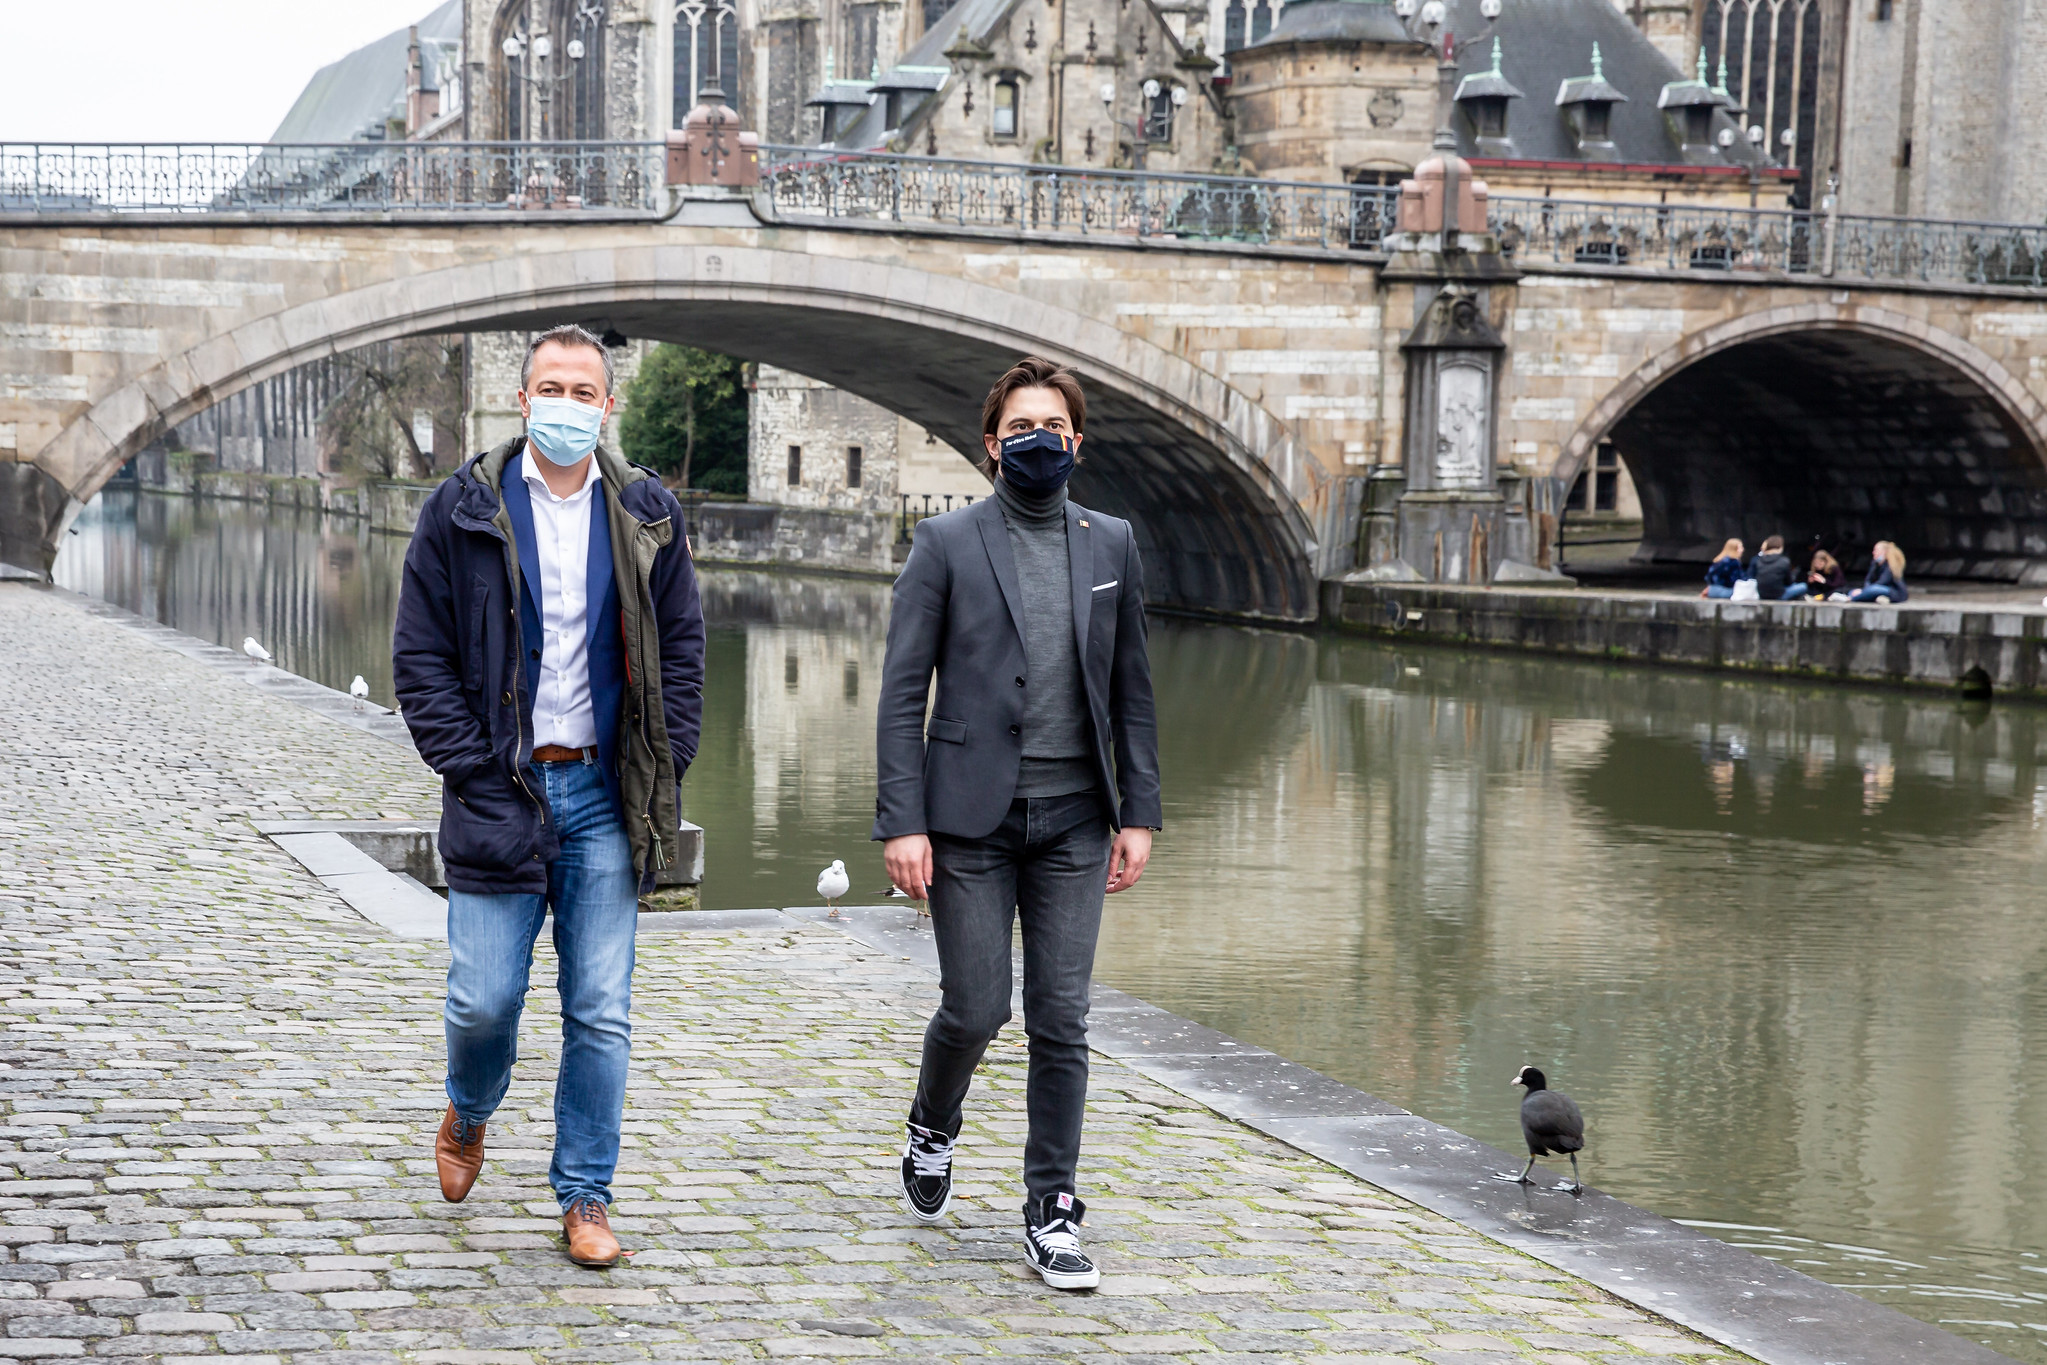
[10,140,2047,295]
[0,141,665,216]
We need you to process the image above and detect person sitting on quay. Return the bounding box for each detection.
[392,323,706,1269]
[1832,541,1909,604]
[1700,538,1746,598]
[1805,547,1846,601]
[1749,535,1805,600]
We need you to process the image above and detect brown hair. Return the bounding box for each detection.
[979,356,1087,477]
[522,322,616,394]
[1761,534,1784,553]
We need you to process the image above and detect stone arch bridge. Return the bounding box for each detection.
[7,144,2047,619]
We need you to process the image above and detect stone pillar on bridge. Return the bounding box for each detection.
[666,82,762,186]
[1365,150,1572,588]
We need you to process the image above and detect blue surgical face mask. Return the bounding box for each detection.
[998,427,1077,495]
[524,395,606,466]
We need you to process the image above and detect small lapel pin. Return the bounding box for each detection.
[1079,519,1089,527]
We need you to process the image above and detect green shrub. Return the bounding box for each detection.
[619,344,749,494]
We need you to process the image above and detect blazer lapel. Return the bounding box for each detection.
[1067,501,1093,664]
[976,501,1028,649]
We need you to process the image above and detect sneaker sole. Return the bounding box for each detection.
[1024,1253,1100,1290]
[902,1179,952,1225]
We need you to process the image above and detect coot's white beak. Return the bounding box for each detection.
[1509,1073,1524,1085]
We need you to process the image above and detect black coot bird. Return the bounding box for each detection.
[1507,1065,1585,1193]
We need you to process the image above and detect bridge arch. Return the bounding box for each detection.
[31,244,1319,618]
[1556,304,2047,577]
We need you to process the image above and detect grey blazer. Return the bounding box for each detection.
[872,495,1162,842]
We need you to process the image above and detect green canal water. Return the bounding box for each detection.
[55,488,2047,1361]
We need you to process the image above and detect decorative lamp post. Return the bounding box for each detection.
[1100,80,1163,171]
[1390,0,1507,154]
[501,29,587,140]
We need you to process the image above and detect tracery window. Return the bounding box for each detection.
[674,0,741,120]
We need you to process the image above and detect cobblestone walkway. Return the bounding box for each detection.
[0,585,1749,1365]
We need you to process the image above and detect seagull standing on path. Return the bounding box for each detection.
[350,675,370,710]
[242,637,272,665]
[817,859,850,919]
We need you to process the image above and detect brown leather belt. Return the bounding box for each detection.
[532,744,597,764]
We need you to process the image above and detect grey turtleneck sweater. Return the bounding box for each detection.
[995,478,1097,798]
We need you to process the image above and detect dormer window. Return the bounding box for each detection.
[1657,46,1732,165]
[993,77,1019,137]
[1452,38,1522,157]
[1556,42,1628,162]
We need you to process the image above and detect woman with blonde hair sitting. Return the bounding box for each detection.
[1700,538,1746,599]
[1834,541,1908,604]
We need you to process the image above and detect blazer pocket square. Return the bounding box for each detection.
[1092,580,1119,591]
[926,717,968,744]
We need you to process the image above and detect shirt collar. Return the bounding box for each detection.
[521,448,603,504]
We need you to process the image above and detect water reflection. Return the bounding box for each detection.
[51,490,2047,1361]
[60,488,403,704]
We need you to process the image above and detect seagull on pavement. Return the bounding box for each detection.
[817,859,850,919]
[242,637,272,664]
[350,675,369,710]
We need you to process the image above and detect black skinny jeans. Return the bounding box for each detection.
[909,791,1113,1202]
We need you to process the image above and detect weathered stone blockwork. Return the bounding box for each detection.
[1326,578,2047,696]
[7,212,2047,611]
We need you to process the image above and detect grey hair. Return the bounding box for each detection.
[522,323,616,394]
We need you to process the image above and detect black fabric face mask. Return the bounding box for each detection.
[998,428,1077,495]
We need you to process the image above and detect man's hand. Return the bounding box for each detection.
[884,834,935,901]
[1105,827,1153,894]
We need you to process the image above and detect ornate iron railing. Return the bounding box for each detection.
[1487,195,2047,287]
[0,142,665,214]
[11,140,2047,291]
[764,146,2047,290]
[760,145,1404,251]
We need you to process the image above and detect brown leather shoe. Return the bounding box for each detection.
[434,1104,485,1203]
[562,1196,622,1267]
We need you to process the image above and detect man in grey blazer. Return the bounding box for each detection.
[875,355,1161,1290]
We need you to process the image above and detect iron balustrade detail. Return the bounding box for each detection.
[1488,194,2047,288]
[898,492,978,543]
[0,142,665,214]
[760,145,1403,251]
[9,140,2047,291]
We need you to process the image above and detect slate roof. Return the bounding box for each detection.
[268,1,461,143]
[820,0,1026,148]
[1248,0,1769,169]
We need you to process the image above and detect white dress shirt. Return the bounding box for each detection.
[522,454,602,750]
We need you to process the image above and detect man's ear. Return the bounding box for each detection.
[517,389,531,420]
[983,433,1001,460]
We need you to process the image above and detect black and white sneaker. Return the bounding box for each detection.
[1023,1190,1099,1290]
[900,1122,955,1223]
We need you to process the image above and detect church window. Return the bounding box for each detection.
[993,79,1019,137]
[673,0,740,122]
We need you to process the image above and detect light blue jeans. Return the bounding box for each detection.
[444,758,638,1209]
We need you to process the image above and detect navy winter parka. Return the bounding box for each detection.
[392,437,705,896]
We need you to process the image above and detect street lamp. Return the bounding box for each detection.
[502,27,587,139]
[1391,0,1511,153]
[1101,80,1159,171]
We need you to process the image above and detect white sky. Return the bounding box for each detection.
[2,0,443,143]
